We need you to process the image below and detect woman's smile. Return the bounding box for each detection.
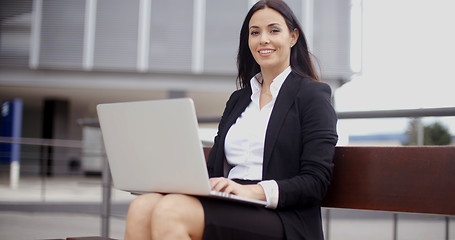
[258,48,276,57]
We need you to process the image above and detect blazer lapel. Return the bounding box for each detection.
[216,89,251,172]
[263,73,301,173]
[220,89,251,138]
[220,89,252,138]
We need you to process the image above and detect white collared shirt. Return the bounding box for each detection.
[225,66,291,208]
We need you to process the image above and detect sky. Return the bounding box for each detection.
[334,0,455,136]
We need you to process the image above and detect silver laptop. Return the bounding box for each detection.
[97,98,266,206]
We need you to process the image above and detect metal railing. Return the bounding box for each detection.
[195,106,455,122]
[0,136,113,237]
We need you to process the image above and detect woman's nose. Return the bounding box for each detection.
[260,33,270,44]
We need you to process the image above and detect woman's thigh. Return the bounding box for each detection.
[199,197,284,240]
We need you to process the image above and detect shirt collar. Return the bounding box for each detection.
[250,66,292,103]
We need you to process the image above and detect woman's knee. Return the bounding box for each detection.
[128,193,163,215]
[151,194,196,220]
[124,193,164,239]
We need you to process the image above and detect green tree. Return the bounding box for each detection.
[404,120,452,145]
[424,121,452,145]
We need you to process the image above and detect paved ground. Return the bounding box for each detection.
[0,211,126,240]
[0,175,454,240]
[0,175,132,239]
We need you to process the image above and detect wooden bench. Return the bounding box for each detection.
[322,146,455,215]
[65,145,455,240]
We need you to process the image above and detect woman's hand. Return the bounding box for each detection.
[209,177,266,201]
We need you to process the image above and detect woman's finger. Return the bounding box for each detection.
[209,177,224,188]
[210,177,227,191]
[224,185,235,195]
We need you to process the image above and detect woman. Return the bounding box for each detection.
[124,1,338,239]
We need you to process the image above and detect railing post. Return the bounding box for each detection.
[325,208,331,240]
[40,145,48,202]
[101,146,112,237]
[393,213,398,240]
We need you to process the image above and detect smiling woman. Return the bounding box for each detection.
[123,1,338,240]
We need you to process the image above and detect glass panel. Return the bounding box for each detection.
[39,0,85,69]
[204,0,248,74]
[93,0,139,71]
[149,0,193,73]
[0,0,32,67]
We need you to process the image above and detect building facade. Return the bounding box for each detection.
[0,0,356,174]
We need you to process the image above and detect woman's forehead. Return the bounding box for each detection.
[249,8,286,28]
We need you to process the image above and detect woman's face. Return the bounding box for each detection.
[248,8,298,75]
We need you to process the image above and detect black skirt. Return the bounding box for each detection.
[198,179,285,240]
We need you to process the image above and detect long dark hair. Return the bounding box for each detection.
[236,0,320,88]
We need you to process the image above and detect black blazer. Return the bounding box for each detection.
[207,72,338,240]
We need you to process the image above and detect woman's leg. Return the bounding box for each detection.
[124,193,205,240]
[124,193,164,240]
[151,194,205,240]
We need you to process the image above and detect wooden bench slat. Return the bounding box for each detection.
[322,146,455,215]
[66,237,117,240]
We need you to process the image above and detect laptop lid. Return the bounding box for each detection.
[96,98,212,195]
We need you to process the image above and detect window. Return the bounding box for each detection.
[149,0,193,73]
[93,0,139,71]
[39,0,85,69]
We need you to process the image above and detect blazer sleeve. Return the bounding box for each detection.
[275,81,338,208]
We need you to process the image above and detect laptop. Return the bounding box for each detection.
[97,98,267,206]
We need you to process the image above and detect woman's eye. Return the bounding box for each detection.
[271,28,281,33]
[250,31,259,36]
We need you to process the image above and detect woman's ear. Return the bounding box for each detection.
[290,28,299,47]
